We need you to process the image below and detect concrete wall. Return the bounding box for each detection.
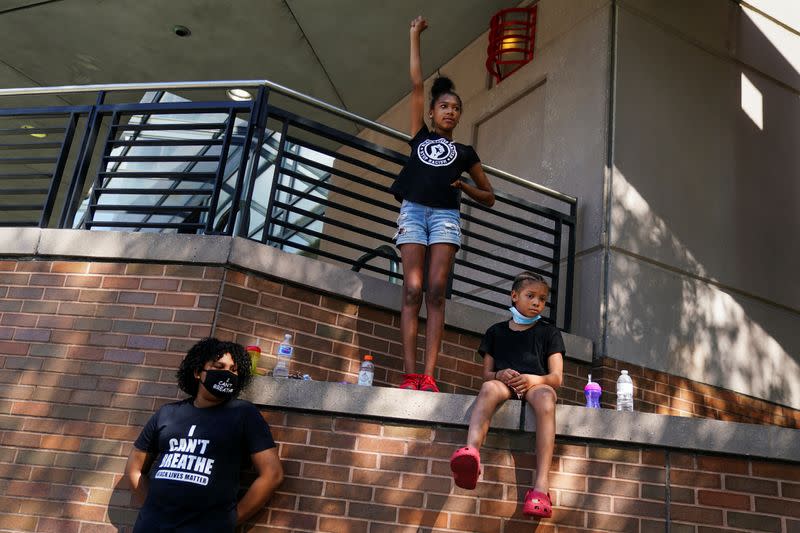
[607,0,800,408]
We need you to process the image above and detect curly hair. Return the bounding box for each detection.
[511,271,549,293]
[176,338,253,398]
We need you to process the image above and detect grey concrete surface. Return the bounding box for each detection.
[37,229,232,264]
[244,376,521,431]
[0,227,40,255]
[244,378,799,464]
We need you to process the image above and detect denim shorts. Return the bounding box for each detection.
[395,200,461,248]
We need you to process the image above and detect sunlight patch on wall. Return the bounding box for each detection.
[740,73,764,130]
[609,170,798,408]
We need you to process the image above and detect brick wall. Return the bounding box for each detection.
[251,410,800,533]
[1,258,799,532]
[594,357,800,429]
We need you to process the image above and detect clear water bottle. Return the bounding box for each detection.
[273,333,293,379]
[584,373,601,408]
[616,369,634,411]
[357,355,374,386]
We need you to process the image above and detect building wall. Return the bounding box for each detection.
[0,253,798,531]
[607,0,800,407]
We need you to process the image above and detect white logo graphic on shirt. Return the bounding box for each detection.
[417,138,456,167]
[154,427,215,487]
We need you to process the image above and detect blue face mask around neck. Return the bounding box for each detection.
[509,306,541,325]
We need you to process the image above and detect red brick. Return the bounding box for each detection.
[318,516,368,533]
[727,511,782,532]
[397,508,448,529]
[351,468,401,488]
[752,460,800,481]
[450,513,501,533]
[670,504,723,524]
[323,482,371,501]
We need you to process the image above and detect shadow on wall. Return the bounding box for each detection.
[609,3,800,408]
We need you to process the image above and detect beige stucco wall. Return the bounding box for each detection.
[608,0,800,408]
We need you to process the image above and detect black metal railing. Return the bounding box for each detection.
[0,80,577,331]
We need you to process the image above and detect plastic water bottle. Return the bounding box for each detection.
[616,369,634,411]
[357,355,374,386]
[584,373,601,408]
[273,333,293,378]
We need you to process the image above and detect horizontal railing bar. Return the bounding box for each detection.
[0,204,43,211]
[94,188,213,195]
[85,221,205,229]
[0,221,38,227]
[97,171,217,179]
[111,122,226,131]
[459,229,555,263]
[88,205,209,213]
[0,80,575,204]
[103,155,219,162]
[459,242,549,274]
[0,127,65,136]
[0,157,56,164]
[283,151,393,195]
[263,234,400,280]
[272,199,394,246]
[460,211,556,245]
[0,173,52,179]
[285,135,399,182]
[0,188,49,194]
[0,106,89,117]
[462,203,557,236]
[0,142,62,150]
[277,169,398,223]
[449,288,506,310]
[454,258,554,291]
[108,139,224,147]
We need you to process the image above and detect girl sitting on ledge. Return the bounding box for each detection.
[450,272,564,519]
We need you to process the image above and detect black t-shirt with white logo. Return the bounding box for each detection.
[390,125,480,209]
[478,320,566,376]
[132,398,276,533]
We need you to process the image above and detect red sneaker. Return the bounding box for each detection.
[418,374,440,392]
[522,489,552,518]
[399,373,420,390]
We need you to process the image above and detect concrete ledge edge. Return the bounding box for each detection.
[245,378,800,464]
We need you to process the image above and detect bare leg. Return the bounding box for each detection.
[467,380,513,449]
[422,243,457,376]
[399,244,426,374]
[526,385,557,493]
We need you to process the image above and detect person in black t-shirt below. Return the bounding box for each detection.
[449,272,565,519]
[124,338,283,532]
[390,16,495,393]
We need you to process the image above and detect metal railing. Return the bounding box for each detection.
[0,80,577,331]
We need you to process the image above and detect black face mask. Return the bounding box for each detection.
[202,369,239,399]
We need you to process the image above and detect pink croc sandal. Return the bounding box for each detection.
[522,489,552,518]
[450,446,481,490]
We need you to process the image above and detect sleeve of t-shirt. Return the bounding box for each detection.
[242,403,276,454]
[133,409,160,454]
[546,327,567,357]
[462,145,480,170]
[408,125,429,147]
[477,324,495,358]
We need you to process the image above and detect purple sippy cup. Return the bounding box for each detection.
[584,374,602,409]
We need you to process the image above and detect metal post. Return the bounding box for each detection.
[58,90,105,228]
[204,108,236,234]
[237,87,271,238]
[39,113,78,228]
[261,119,289,246]
[563,205,577,333]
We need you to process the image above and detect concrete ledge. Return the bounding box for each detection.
[0,227,41,255]
[0,229,593,361]
[246,378,800,464]
[37,229,233,264]
[244,376,521,430]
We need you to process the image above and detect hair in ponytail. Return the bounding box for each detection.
[430,76,462,109]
